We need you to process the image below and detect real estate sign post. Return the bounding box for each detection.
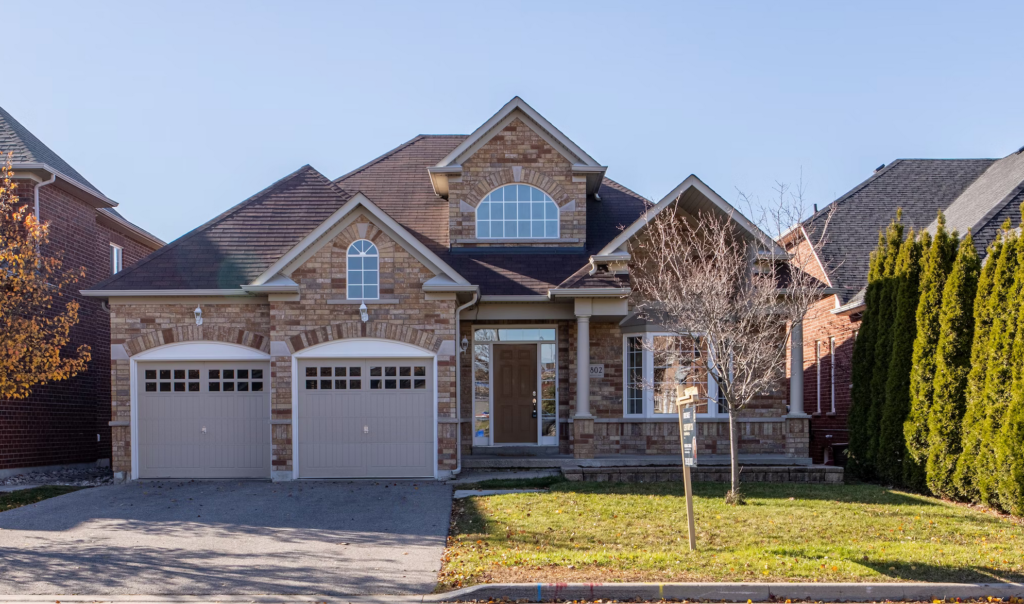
[677,386,699,551]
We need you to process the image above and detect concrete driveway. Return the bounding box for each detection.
[0,480,452,596]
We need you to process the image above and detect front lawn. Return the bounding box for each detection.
[439,482,1024,589]
[0,485,85,513]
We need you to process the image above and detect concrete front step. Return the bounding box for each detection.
[563,464,844,483]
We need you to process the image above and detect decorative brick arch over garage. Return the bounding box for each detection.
[123,325,270,357]
[286,321,445,355]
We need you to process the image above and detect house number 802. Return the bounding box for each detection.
[589,364,605,379]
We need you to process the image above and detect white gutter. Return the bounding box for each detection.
[453,289,479,476]
[548,287,631,298]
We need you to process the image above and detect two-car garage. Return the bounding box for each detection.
[131,340,437,480]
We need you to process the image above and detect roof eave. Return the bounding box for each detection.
[12,163,118,209]
[81,288,253,298]
[427,165,462,198]
[96,209,165,250]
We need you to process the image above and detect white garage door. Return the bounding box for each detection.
[137,361,271,479]
[298,358,434,478]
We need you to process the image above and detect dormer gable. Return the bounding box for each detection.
[434,97,607,250]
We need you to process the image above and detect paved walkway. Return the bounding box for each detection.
[0,480,452,595]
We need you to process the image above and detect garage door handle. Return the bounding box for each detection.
[363,425,369,434]
[201,426,207,434]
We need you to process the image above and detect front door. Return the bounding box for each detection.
[493,344,537,443]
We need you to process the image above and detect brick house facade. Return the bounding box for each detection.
[1,106,163,476]
[84,98,811,481]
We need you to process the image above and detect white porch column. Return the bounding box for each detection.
[789,318,805,416]
[575,314,592,417]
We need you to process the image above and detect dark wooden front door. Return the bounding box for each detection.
[493,344,537,443]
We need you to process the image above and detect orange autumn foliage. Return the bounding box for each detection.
[0,152,90,399]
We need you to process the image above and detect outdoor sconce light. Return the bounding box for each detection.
[194,305,203,326]
[460,335,470,353]
[359,302,369,323]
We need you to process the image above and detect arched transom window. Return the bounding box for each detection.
[476,184,558,239]
[346,240,379,300]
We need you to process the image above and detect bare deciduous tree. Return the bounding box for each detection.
[629,183,832,503]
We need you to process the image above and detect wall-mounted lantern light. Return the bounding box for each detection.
[194,305,203,326]
[359,302,369,323]
[460,335,470,353]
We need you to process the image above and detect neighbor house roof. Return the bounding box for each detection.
[926,149,1024,251]
[0,105,96,190]
[801,158,994,303]
[1,104,163,249]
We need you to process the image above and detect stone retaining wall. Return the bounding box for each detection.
[563,464,844,484]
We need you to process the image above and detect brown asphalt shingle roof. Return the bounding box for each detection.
[93,135,651,295]
[93,166,351,290]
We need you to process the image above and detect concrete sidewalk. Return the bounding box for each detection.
[430,581,1024,603]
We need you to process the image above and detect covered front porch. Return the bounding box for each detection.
[457,295,815,469]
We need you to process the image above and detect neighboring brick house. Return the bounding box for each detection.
[83,97,812,482]
[781,148,1024,464]
[1,106,163,477]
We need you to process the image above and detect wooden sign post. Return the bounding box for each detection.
[677,386,699,551]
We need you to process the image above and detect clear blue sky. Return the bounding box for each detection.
[5,1,1023,243]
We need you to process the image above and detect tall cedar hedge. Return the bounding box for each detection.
[878,231,922,485]
[848,234,886,479]
[905,214,958,485]
[850,213,1024,514]
[925,232,980,498]
[973,229,1020,506]
[953,234,1004,500]
[865,218,905,473]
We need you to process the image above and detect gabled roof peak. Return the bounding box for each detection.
[427,97,607,197]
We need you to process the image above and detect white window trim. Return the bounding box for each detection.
[471,324,559,446]
[621,333,725,419]
[110,243,123,275]
[475,184,560,240]
[345,239,379,300]
[829,337,836,413]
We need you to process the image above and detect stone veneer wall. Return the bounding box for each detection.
[566,320,800,459]
[108,217,459,478]
[108,300,271,475]
[448,118,587,248]
[272,218,457,473]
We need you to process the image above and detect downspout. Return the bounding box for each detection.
[453,289,479,476]
[34,171,57,223]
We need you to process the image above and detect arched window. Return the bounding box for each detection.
[346,240,379,300]
[476,184,558,239]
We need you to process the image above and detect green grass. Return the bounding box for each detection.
[0,485,85,513]
[467,475,568,490]
[439,482,1024,590]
